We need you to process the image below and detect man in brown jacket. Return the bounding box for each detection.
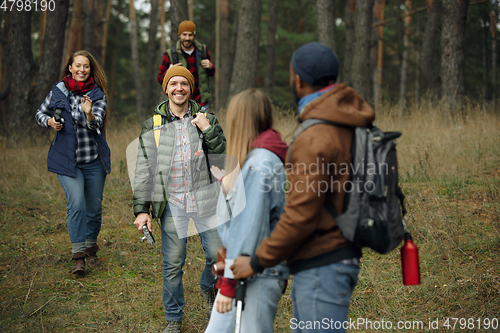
[231,42,375,332]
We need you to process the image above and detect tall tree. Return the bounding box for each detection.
[343,0,355,85]
[229,0,262,98]
[317,0,336,51]
[145,0,159,116]
[351,0,374,103]
[421,0,441,101]
[265,0,279,99]
[129,0,144,122]
[398,0,412,116]
[372,0,385,110]
[490,3,497,110]
[101,0,113,67]
[5,10,36,147]
[82,0,105,64]
[440,0,469,112]
[169,0,189,46]
[215,0,231,109]
[62,0,83,73]
[34,0,70,111]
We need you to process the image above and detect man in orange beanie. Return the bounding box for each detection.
[134,66,226,333]
[157,20,215,110]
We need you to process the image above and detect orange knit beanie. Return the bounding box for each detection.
[162,65,195,95]
[178,21,196,35]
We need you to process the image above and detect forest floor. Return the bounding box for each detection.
[1,104,499,332]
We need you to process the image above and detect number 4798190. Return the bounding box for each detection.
[1,0,56,12]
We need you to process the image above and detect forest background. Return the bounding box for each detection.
[0,0,500,332]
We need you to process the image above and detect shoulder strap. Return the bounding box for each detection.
[170,45,179,64]
[200,44,207,60]
[153,114,162,147]
[287,119,331,163]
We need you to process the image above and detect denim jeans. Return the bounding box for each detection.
[57,158,106,254]
[205,277,286,333]
[161,203,222,322]
[291,262,360,333]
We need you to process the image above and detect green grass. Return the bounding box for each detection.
[1,103,500,332]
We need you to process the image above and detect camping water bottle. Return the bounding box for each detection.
[401,232,421,285]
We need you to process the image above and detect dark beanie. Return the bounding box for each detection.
[291,42,339,86]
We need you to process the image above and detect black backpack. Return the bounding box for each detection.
[289,119,407,254]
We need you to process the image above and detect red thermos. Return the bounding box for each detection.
[401,232,421,285]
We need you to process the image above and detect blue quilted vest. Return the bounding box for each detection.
[46,81,111,177]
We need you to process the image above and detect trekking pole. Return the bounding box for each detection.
[234,278,247,333]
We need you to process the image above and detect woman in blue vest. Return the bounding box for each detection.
[35,50,111,274]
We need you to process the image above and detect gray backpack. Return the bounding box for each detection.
[289,119,407,254]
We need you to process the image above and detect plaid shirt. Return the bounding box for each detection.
[166,106,197,213]
[35,90,107,164]
[157,47,215,105]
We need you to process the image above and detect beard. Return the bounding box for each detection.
[291,82,300,105]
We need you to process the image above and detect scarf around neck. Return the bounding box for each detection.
[63,75,96,95]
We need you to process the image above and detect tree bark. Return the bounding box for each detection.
[343,0,355,85]
[101,0,113,67]
[129,0,144,122]
[264,0,278,99]
[5,10,36,147]
[351,0,374,103]
[62,0,83,73]
[317,0,336,52]
[398,0,411,116]
[229,0,262,99]
[34,0,70,111]
[372,0,385,110]
[440,0,469,113]
[82,0,104,64]
[145,0,159,116]
[169,0,189,46]
[421,0,441,101]
[490,5,497,110]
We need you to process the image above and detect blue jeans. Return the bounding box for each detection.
[161,203,222,322]
[57,158,106,254]
[205,277,286,333]
[291,263,360,333]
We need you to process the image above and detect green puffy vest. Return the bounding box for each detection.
[167,40,212,104]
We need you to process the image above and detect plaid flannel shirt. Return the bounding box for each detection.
[35,90,107,164]
[166,106,197,213]
[157,48,214,105]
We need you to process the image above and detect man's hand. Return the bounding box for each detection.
[168,62,183,69]
[231,256,255,280]
[200,59,213,69]
[215,294,233,313]
[191,112,211,132]
[134,213,152,233]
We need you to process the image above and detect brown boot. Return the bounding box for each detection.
[71,252,86,274]
[85,245,100,267]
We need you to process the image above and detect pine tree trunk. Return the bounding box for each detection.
[351,0,374,103]
[398,0,411,116]
[219,0,231,108]
[129,0,144,122]
[372,0,385,110]
[34,0,69,111]
[421,0,441,101]
[229,0,262,99]
[490,7,497,110]
[62,0,83,73]
[343,0,355,85]
[265,0,278,99]
[317,0,336,52]
[169,0,189,46]
[82,0,104,64]
[414,15,421,108]
[6,10,36,147]
[145,0,159,116]
[440,0,469,113]
[101,0,113,67]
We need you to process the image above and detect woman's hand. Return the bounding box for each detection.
[210,165,225,181]
[47,117,63,131]
[81,95,95,121]
[215,294,233,313]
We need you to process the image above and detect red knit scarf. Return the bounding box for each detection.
[63,75,95,95]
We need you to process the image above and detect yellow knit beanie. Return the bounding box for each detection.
[178,21,196,35]
[162,66,195,95]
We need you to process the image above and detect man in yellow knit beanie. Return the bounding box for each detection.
[134,65,226,333]
[157,20,215,110]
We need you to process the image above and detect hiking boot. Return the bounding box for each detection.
[162,320,182,333]
[200,287,217,319]
[85,245,101,267]
[71,258,85,274]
